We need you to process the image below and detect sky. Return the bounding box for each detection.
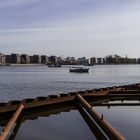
[0,0,140,58]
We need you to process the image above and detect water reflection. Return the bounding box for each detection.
[96,106,140,140]
[15,107,96,140]
[0,104,97,140]
[77,104,108,140]
[94,99,140,140]
[8,105,76,140]
[1,99,140,140]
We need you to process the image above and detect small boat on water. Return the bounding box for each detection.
[47,64,61,67]
[69,67,89,73]
[84,64,94,66]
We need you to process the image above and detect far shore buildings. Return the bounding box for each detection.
[48,56,57,64]
[90,57,96,65]
[0,53,5,65]
[65,57,77,65]
[32,55,41,64]
[5,55,11,63]
[11,54,21,64]
[0,52,140,65]
[21,54,30,64]
[5,53,47,64]
[30,55,47,64]
[137,58,140,64]
[41,55,48,64]
[57,57,63,64]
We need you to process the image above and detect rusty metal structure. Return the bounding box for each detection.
[0,83,140,140]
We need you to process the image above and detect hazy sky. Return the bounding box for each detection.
[0,0,140,58]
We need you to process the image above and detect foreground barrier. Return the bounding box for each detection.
[0,83,140,114]
[77,94,125,140]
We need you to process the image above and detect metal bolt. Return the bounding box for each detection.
[101,114,103,120]
[91,105,92,109]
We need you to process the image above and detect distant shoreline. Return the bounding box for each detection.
[0,64,46,66]
[0,63,139,67]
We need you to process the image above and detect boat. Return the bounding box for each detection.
[47,64,61,67]
[69,67,89,73]
[84,64,94,66]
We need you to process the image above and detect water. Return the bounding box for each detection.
[16,110,96,140]
[0,64,140,140]
[96,106,140,140]
[0,65,139,102]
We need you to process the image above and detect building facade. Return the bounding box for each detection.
[0,53,6,65]
[41,55,48,64]
[32,55,41,63]
[21,54,30,64]
[11,54,21,64]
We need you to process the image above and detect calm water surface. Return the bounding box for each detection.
[0,65,139,102]
[16,110,96,140]
[0,65,140,140]
[96,106,140,140]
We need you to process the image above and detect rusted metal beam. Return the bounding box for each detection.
[77,94,125,140]
[0,96,75,114]
[0,83,139,114]
[92,103,140,107]
[109,90,140,94]
[77,104,108,140]
[109,94,140,97]
[0,104,24,140]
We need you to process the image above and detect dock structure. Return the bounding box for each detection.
[0,83,140,140]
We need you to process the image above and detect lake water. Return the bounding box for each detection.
[16,110,96,140]
[96,106,140,140]
[0,64,140,140]
[0,65,140,102]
